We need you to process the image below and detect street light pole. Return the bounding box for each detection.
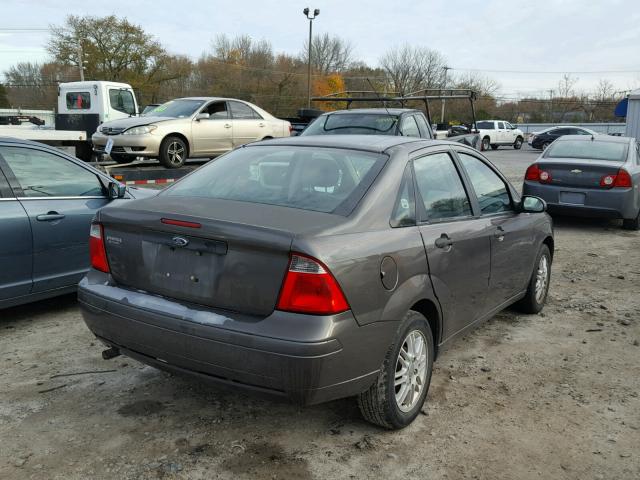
[303,7,320,108]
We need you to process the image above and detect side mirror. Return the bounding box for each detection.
[520,195,546,213]
[107,181,126,200]
[195,113,210,121]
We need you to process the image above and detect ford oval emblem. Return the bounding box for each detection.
[172,236,189,247]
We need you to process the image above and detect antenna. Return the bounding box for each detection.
[366,78,396,129]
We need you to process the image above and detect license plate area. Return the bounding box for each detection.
[559,191,586,205]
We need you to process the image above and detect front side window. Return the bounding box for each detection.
[229,101,262,120]
[497,122,505,129]
[458,152,512,214]
[109,89,136,115]
[66,92,91,110]
[401,116,421,138]
[413,152,471,221]
[0,147,104,197]
[164,146,387,215]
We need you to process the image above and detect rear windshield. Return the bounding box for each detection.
[545,140,627,162]
[164,146,387,215]
[302,113,399,136]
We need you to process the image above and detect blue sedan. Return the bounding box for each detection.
[0,137,154,309]
[523,135,640,229]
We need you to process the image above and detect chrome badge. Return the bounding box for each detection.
[570,169,583,174]
[172,236,189,247]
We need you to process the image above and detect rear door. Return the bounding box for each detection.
[412,150,491,338]
[455,150,535,305]
[191,101,234,154]
[0,159,32,301]
[229,101,266,147]
[0,145,110,293]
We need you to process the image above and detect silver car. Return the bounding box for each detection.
[92,97,291,168]
[523,135,640,229]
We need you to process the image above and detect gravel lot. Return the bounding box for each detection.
[1,146,639,480]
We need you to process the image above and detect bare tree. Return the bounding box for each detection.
[378,44,446,95]
[593,78,614,101]
[454,72,500,97]
[301,33,353,74]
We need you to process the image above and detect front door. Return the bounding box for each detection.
[0,165,32,301]
[413,150,491,339]
[191,101,234,154]
[0,145,110,293]
[456,150,536,305]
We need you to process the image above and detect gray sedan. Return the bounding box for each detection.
[0,137,154,309]
[523,135,640,229]
[79,136,553,429]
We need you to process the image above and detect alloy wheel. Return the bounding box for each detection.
[167,141,185,166]
[535,254,549,303]
[394,330,428,412]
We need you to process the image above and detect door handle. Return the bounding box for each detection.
[36,211,65,222]
[258,123,265,127]
[434,233,453,249]
[494,226,505,242]
[224,124,232,129]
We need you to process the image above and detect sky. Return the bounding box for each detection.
[1,0,639,100]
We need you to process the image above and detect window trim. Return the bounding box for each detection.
[452,148,518,218]
[411,150,475,225]
[0,145,108,199]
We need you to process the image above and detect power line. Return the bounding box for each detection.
[451,67,640,75]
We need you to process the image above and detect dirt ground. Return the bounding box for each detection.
[1,147,639,480]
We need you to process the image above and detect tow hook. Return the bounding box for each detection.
[102,347,121,360]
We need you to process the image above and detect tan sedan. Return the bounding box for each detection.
[92,97,292,168]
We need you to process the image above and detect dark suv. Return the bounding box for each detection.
[530,126,597,150]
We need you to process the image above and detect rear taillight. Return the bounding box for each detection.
[276,253,349,315]
[89,223,110,273]
[525,164,552,183]
[600,169,632,188]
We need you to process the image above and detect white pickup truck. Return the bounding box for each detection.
[475,120,524,151]
[0,81,139,160]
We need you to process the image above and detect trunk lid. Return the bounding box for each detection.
[98,196,344,316]
[537,158,625,188]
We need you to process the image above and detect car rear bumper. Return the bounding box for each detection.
[92,132,161,157]
[78,271,394,405]
[523,181,638,219]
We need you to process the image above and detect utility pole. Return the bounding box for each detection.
[77,44,85,82]
[303,7,320,108]
[440,66,452,124]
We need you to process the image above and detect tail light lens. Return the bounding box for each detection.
[600,169,632,188]
[89,223,110,273]
[276,253,349,315]
[525,164,552,183]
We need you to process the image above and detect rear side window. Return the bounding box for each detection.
[476,121,494,130]
[0,146,104,197]
[546,140,627,162]
[413,152,471,221]
[458,153,513,214]
[66,92,91,110]
[413,114,432,138]
[164,146,387,215]
[390,164,416,227]
[109,89,136,115]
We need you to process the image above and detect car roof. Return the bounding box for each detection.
[248,135,456,153]
[554,134,632,144]
[173,97,250,102]
[321,108,421,116]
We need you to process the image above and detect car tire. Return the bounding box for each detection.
[110,153,132,164]
[491,144,499,150]
[514,136,523,149]
[542,141,551,150]
[516,244,552,314]
[159,136,187,168]
[622,211,640,230]
[357,310,434,430]
[482,137,491,151]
